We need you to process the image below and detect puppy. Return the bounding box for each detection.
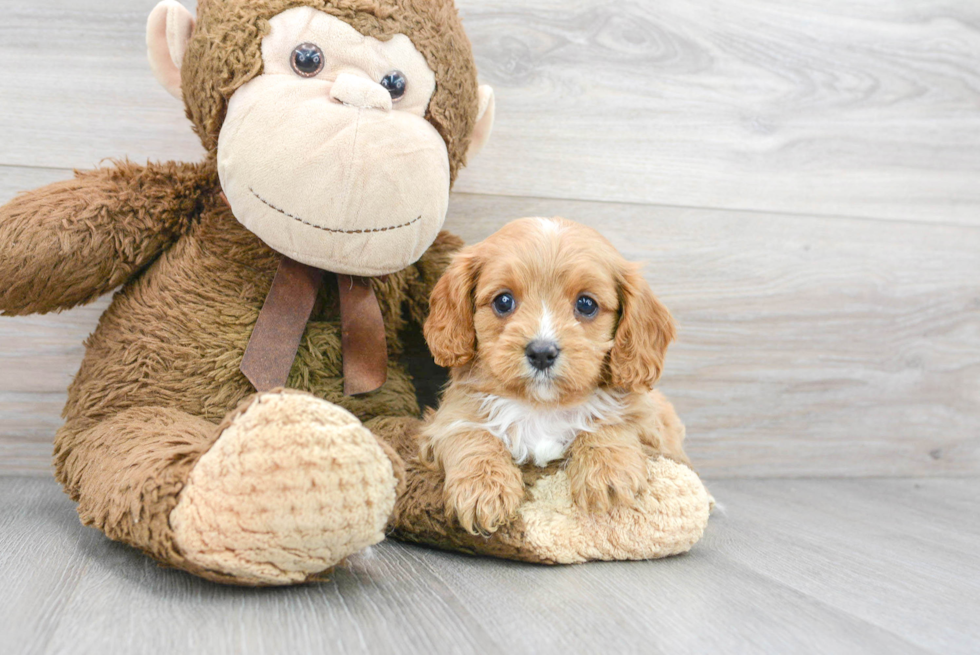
[420,217,691,535]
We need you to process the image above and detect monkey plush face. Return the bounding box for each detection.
[217,7,450,274]
[147,0,495,276]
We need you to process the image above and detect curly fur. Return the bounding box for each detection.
[421,218,691,532]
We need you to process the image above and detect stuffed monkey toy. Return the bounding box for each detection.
[0,0,710,585]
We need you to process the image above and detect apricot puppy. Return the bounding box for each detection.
[421,217,691,535]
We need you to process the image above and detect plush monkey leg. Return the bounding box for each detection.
[372,418,712,564]
[56,390,397,585]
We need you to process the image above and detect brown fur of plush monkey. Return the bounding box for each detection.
[0,0,483,585]
[0,0,710,585]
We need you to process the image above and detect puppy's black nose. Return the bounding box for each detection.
[526,340,560,371]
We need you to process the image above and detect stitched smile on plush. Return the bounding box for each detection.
[217,7,453,277]
[247,187,423,235]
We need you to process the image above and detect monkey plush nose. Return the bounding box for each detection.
[330,73,393,112]
[526,340,560,371]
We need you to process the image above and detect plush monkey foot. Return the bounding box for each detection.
[508,457,710,562]
[385,422,711,563]
[169,390,397,585]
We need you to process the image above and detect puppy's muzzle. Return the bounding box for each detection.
[526,340,560,371]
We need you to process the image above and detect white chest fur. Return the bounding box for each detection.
[469,390,626,467]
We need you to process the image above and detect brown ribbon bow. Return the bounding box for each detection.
[238,257,389,397]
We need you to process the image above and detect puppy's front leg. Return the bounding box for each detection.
[566,427,649,512]
[428,431,525,536]
[639,390,693,468]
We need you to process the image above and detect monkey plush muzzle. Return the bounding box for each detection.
[217,8,452,276]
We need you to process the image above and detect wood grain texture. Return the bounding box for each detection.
[0,0,978,223]
[0,1,205,168]
[457,0,980,224]
[1,167,978,477]
[2,475,977,655]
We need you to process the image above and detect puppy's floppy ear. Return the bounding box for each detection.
[608,263,676,392]
[424,249,482,368]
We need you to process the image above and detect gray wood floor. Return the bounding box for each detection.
[2,475,977,655]
[1,1,979,653]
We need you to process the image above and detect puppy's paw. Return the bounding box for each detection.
[443,461,525,536]
[568,443,648,513]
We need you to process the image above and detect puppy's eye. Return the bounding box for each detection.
[380,71,407,100]
[575,295,599,318]
[492,293,516,316]
[291,43,324,77]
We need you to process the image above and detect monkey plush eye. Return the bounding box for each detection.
[492,292,516,317]
[575,295,599,318]
[380,71,407,100]
[291,43,324,77]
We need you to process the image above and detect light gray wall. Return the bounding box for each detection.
[1,0,978,477]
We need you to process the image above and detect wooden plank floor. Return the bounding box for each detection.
[2,475,977,655]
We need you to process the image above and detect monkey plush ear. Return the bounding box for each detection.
[147,1,196,99]
[467,85,496,161]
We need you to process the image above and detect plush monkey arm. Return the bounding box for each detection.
[0,160,214,316]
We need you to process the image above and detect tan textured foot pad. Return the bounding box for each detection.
[518,458,711,563]
[170,392,396,585]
